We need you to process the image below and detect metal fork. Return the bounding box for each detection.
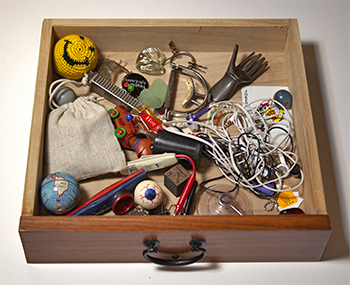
[210,44,268,102]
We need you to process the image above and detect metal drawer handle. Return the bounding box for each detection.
[143,239,206,266]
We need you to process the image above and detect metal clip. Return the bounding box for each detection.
[188,62,207,73]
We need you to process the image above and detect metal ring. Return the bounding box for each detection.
[264,200,277,212]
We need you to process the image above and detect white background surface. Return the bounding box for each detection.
[0,0,349,284]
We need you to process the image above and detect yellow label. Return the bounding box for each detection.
[277,187,298,209]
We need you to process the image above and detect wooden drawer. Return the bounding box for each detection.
[19,19,331,264]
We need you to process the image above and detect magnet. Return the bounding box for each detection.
[122,73,149,98]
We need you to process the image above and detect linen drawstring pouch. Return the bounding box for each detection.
[46,95,126,180]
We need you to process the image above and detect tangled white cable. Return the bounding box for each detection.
[164,98,303,195]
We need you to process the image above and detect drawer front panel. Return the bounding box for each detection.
[19,216,331,263]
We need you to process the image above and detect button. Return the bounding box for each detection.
[122,73,149,98]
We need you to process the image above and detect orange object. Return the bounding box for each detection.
[109,105,153,157]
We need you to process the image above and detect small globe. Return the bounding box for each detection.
[40,172,80,215]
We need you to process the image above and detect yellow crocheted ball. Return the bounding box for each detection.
[53,34,98,80]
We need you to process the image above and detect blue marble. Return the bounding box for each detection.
[273,89,293,110]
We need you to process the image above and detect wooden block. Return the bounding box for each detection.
[164,164,190,197]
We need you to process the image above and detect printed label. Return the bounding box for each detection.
[277,186,303,211]
[140,112,162,131]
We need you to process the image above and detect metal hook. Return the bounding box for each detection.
[169,51,196,68]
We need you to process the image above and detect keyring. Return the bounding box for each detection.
[264,199,277,212]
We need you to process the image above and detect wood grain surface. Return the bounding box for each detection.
[19,19,331,264]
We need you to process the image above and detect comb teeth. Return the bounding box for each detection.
[88,71,143,110]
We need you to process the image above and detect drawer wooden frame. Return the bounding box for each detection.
[19,19,331,264]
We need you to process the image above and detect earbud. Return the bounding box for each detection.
[186,107,210,132]
[276,152,289,175]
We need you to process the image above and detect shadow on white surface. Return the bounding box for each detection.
[302,43,349,261]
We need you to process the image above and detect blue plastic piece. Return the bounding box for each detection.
[126,113,133,121]
[68,169,149,216]
[252,183,276,196]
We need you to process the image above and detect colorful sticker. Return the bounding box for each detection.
[277,186,303,211]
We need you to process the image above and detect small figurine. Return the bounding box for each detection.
[108,105,154,157]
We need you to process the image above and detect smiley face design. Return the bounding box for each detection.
[53,34,98,80]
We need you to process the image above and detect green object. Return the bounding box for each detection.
[127,85,135,92]
[138,78,168,109]
[115,128,126,138]
[108,108,119,119]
